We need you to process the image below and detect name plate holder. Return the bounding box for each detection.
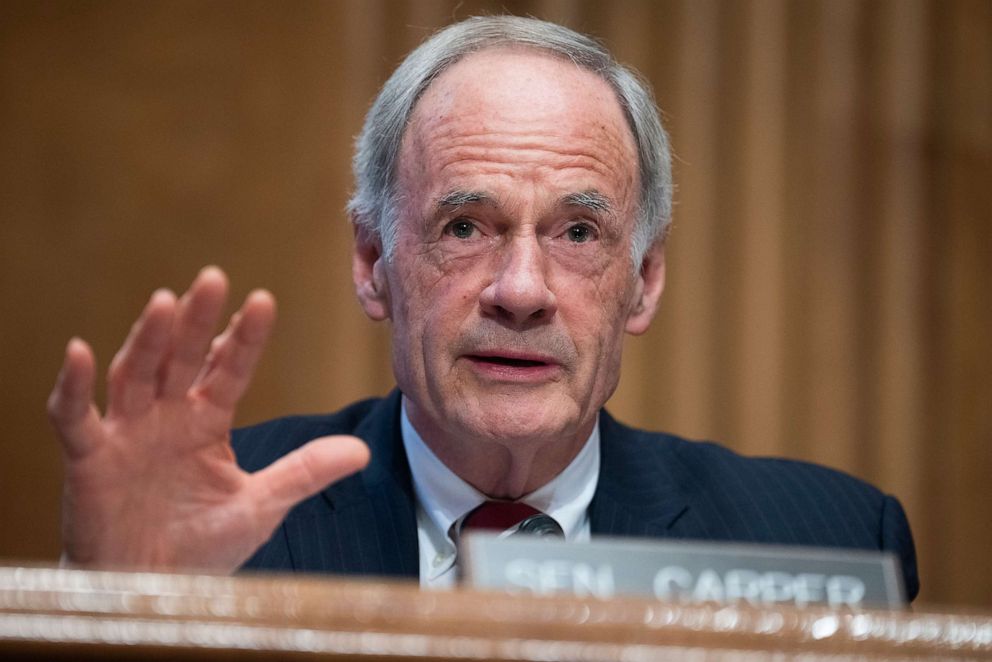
[460,535,907,609]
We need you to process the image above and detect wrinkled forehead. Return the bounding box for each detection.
[398,46,640,200]
[408,45,634,141]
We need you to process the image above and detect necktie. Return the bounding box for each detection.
[461,501,564,537]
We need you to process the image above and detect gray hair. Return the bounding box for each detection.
[347,15,672,265]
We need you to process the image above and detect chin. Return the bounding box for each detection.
[462,397,582,444]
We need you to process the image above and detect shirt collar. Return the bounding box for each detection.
[400,395,600,546]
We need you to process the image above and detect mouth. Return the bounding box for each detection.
[463,351,560,381]
[467,355,550,368]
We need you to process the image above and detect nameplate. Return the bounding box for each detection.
[460,535,906,609]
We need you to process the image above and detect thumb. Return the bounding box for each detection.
[250,435,370,515]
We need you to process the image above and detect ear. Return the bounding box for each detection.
[625,241,666,336]
[352,218,391,321]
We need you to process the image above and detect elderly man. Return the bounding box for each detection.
[47,16,918,598]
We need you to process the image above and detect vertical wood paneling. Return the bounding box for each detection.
[1,0,989,608]
[931,0,992,608]
[800,0,862,472]
[668,0,721,439]
[734,0,788,456]
[873,0,928,513]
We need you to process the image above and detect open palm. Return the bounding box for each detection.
[48,267,369,572]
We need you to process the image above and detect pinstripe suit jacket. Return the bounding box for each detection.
[234,390,919,601]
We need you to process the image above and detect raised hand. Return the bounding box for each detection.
[47,267,369,573]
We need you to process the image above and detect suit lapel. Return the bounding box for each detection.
[283,390,420,578]
[283,402,700,574]
[590,410,691,539]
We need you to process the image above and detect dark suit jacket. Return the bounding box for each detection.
[234,390,919,601]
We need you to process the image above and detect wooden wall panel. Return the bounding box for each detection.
[0,0,988,608]
[791,0,862,472]
[928,0,992,608]
[734,0,789,457]
[667,0,721,438]
[872,0,929,541]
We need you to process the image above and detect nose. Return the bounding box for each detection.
[479,235,557,326]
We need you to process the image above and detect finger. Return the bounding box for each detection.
[249,436,370,516]
[48,338,104,458]
[193,290,276,410]
[106,289,176,419]
[159,266,229,398]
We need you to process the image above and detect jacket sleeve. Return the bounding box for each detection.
[881,494,919,602]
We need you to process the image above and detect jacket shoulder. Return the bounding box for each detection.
[603,414,888,508]
[679,435,887,503]
[600,413,918,600]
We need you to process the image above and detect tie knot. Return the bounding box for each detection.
[462,501,542,532]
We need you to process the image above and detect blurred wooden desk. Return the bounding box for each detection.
[0,565,989,660]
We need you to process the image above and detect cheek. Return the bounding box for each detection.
[560,272,636,362]
[565,262,635,317]
[544,241,618,279]
[389,258,479,346]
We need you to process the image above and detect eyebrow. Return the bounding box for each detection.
[431,188,618,223]
[560,190,614,214]
[435,190,495,211]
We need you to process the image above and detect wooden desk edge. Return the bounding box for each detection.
[0,565,989,660]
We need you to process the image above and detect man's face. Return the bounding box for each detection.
[355,48,663,477]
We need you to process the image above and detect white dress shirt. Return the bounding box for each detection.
[400,397,600,589]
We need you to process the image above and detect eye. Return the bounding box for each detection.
[444,219,477,240]
[565,223,595,243]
